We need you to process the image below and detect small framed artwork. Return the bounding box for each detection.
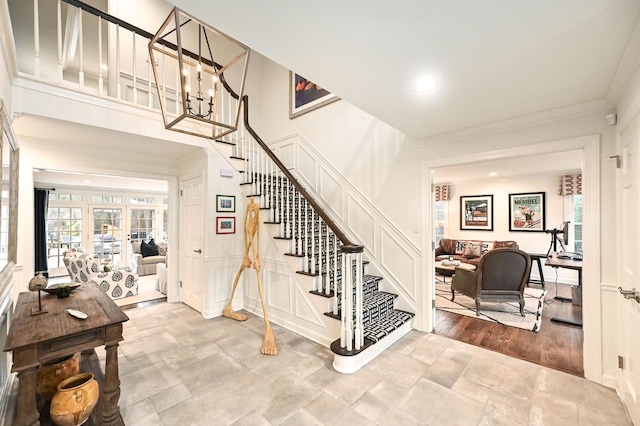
[509,192,546,232]
[216,217,236,234]
[460,195,494,231]
[289,71,339,119]
[216,195,235,213]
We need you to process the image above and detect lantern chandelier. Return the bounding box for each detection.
[149,8,250,140]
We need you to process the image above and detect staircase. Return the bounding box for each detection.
[224,96,414,372]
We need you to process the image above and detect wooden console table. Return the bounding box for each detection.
[4,282,128,425]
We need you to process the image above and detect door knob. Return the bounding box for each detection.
[194,249,202,254]
[618,287,640,303]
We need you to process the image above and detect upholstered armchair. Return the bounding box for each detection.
[450,248,532,316]
[63,250,138,300]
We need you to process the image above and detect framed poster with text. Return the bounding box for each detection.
[509,192,546,232]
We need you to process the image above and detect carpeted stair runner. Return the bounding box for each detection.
[323,273,414,344]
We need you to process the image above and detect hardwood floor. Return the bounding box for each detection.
[434,280,584,377]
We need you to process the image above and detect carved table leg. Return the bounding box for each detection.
[13,366,40,426]
[101,341,124,426]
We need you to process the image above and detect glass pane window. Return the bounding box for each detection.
[91,195,122,203]
[130,197,156,205]
[434,200,448,245]
[46,206,83,269]
[573,194,582,253]
[130,208,156,242]
[92,208,123,262]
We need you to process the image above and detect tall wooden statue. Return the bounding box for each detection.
[223,197,278,355]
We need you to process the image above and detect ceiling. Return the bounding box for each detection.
[434,150,582,183]
[170,0,640,142]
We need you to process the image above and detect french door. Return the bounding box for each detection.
[46,205,83,276]
[90,206,124,265]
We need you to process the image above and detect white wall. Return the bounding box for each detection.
[443,172,579,284]
[244,51,619,382]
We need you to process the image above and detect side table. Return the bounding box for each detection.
[4,282,128,425]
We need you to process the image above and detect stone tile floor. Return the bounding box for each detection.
[99,302,630,425]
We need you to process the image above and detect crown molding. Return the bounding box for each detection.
[607,16,640,104]
[416,98,613,146]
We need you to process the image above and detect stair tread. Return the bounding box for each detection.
[216,139,235,146]
[284,253,305,258]
[264,221,281,225]
[273,236,292,240]
[229,156,247,161]
[297,271,319,277]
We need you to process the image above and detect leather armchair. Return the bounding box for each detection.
[451,248,531,316]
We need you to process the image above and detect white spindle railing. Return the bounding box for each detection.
[16,1,368,353]
[238,99,365,352]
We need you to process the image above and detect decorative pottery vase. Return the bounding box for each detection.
[50,373,99,426]
[36,353,80,400]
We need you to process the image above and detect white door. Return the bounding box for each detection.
[180,175,204,312]
[617,120,640,424]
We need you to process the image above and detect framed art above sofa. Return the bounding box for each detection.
[460,194,493,231]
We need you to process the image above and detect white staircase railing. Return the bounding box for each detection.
[7,0,368,353]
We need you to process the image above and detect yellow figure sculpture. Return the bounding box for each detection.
[223,197,278,355]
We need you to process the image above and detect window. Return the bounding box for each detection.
[91,195,122,203]
[130,208,156,242]
[46,207,83,269]
[572,194,582,253]
[49,193,83,202]
[564,194,582,253]
[130,197,156,205]
[434,200,448,245]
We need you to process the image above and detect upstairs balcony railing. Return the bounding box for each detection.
[6,0,367,352]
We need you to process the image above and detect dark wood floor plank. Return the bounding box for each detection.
[434,281,584,377]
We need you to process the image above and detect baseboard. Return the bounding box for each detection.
[332,318,413,374]
[601,373,618,390]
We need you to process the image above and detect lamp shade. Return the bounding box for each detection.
[148,8,250,140]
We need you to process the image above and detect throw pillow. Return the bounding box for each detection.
[157,242,168,257]
[140,240,159,257]
[463,242,481,258]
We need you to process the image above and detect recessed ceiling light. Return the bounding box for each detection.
[83,179,92,184]
[489,172,498,177]
[414,77,438,93]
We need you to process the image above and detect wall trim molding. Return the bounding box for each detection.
[417,99,613,146]
[268,133,421,325]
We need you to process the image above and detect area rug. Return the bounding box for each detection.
[435,282,547,332]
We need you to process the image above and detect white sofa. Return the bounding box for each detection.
[131,241,167,276]
[63,248,138,300]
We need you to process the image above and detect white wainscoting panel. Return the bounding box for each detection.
[266,269,293,315]
[319,164,344,219]
[297,143,318,190]
[276,141,295,170]
[380,226,417,302]
[267,133,423,327]
[294,284,327,327]
[347,194,376,254]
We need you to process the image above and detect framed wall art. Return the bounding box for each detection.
[216,195,235,213]
[216,217,236,234]
[460,195,494,231]
[289,72,339,119]
[509,192,546,232]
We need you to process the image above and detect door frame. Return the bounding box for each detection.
[420,134,601,382]
[179,171,204,311]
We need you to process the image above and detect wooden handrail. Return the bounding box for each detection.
[61,0,239,99]
[242,95,362,252]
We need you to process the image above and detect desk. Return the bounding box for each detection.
[545,257,583,327]
[4,283,128,425]
[527,253,547,287]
